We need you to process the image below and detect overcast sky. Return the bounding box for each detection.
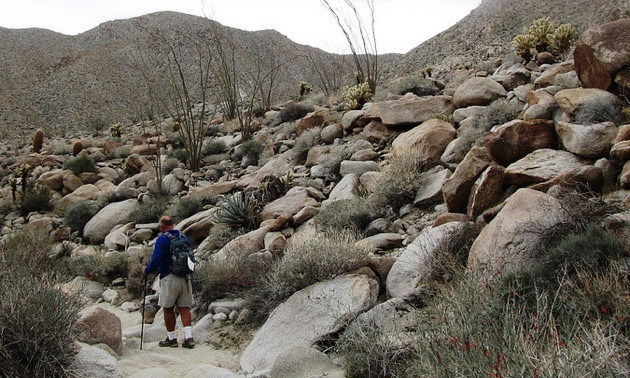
[0,0,479,54]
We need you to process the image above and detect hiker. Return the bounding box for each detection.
[142,215,195,348]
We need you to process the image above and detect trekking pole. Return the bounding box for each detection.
[140,273,147,350]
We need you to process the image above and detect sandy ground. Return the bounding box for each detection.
[89,302,248,377]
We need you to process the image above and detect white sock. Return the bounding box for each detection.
[184,326,192,339]
[167,331,177,340]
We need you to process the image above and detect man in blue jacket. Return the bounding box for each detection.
[143,215,195,348]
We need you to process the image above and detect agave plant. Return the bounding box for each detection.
[213,191,260,230]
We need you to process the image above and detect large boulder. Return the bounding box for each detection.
[453,77,507,108]
[484,119,558,166]
[554,88,622,118]
[555,121,618,158]
[467,188,573,281]
[442,146,497,213]
[240,274,379,373]
[574,18,630,91]
[83,199,141,244]
[391,119,457,162]
[504,149,587,186]
[364,93,456,127]
[72,342,124,378]
[386,221,477,300]
[296,108,336,136]
[260,186,320,221]
[75,306,123,355]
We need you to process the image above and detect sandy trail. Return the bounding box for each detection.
[89,302,246,377]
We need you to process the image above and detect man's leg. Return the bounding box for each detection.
[180,307,195,348]
[159,306,179,347]
[164,306,177,331]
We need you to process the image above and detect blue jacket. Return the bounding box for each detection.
[145,230,189,279]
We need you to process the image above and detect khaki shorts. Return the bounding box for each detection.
[158,274,194,308]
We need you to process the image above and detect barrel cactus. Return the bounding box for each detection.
[32,128,44,153]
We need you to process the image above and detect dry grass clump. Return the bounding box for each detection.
[244,229,369,324]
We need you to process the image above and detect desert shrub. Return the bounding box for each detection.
[314,197,377,234]
[573,97,623,125]
[403,222,630,377]
[47,140,73,155]
[195,246,261,308]
[205,125,219,137]
[107,145,131,159]
[317,143,352,180]
[161,156,181,175]
[70,253,128,283]
[235,139,264,166]
[481,98,523,131]
[368,151,427,211]
[167,148,189,165]
[279,102,313,123]
[0,272,83,377]
[125,248,153,297]
[128,194,171,224]
[167,194,216,221]
[18,181,52,216]
[203,139,227,156]
[64,154,98,176]
[64,201,98,235]
[213,191,261,230]
[245,229,369,324]
[291,128,321,165]
[0,227,83,377]
[337,316,411,378]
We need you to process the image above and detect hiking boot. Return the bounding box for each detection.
[159,337,178,348]
[182,338,195,349]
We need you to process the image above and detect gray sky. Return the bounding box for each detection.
[0,0,479,54]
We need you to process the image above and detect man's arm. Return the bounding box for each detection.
[144,235,168,275]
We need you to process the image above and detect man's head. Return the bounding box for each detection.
[159,215,174,233]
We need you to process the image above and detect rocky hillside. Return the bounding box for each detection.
[1,0,627,140]
[0,15,629,375]
[387,0,628,77]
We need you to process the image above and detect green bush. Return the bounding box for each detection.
[129,194,171,224]
[161,156,181,175]
[167,148,189,165]
[167,194,216,221]
[245,230,369,324]
[481,98,523,131]
[18,181,52,216]
[64,201,98,235]
[64,155,98,176]
[203,139,228,156]
[235,140,264,166]
[291,128,321,165]
[279,102,314,123]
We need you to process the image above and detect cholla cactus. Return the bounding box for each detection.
[343,82,373,111]
[298,81,312,97]
[16,164,32,193]
[512,34,537,62]
[109,123,123,138]
[551,23,579,57]
[527,17,555,52]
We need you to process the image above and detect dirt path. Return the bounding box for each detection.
[90,302,247,377]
